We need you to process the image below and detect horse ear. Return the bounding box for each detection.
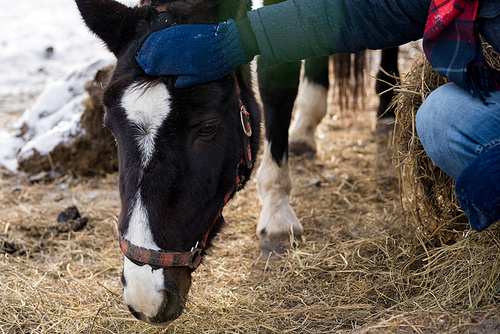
[75,0,144,57]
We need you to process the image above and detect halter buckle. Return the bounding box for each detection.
[240,105,252,137]
[187,242,203,269]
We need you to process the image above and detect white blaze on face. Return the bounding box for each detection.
[121,83,171,168]
[122,192,166,318]
[120,82,172,318]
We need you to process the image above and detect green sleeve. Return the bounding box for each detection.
[246,0,430,65]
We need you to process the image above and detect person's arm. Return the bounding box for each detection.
[137,0,431,88]
[246,0,430,65]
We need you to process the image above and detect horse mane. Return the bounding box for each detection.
[140,0,249,24]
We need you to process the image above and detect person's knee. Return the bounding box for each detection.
[415,84,470,179]
[416,87,451,165]
[416,83,500,179]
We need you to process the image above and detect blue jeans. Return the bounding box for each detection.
[416,83,500,180]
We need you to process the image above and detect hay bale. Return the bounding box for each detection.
[482,37,500,72]
[394,42,500,244]
[394,54,469,244]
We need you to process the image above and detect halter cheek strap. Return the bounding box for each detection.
[236,79,253,170]
[118,78,252,270]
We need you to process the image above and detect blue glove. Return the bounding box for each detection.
[137,19,250,88]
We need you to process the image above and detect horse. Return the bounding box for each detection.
[76,0,260,325]
[75,0,400,325]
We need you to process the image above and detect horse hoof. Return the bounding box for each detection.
[259,233,294,259]
[289,141,316,157]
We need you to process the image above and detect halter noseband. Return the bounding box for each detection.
[118,77,252,270]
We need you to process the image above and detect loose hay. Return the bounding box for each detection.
[1,62,500,333]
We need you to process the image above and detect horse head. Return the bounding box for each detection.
[75,0,260,325]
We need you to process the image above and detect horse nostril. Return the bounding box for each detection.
[126,292,182,326]
[127,305,147,322]
[149,288,185,325]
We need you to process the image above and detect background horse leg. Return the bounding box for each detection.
[256,57,303,257]
[288,52,368,156]
[374,46,399,135]
[288,56,329,157]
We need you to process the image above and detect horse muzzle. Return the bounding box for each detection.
[126,288,184,326]
[122,258,192,325]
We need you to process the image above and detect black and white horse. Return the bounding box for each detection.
[76,0,260,325]
[76,0,399,326]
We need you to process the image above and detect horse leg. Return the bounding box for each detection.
[288,56,329,157]
[374,46,399,135]
[256,57,303,257]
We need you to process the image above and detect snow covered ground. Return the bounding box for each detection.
[0,0,138,101]
[0,0,138,171]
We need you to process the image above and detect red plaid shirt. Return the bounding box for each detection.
[423,0,499,100]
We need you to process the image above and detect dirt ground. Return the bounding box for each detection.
[1,60,500,332]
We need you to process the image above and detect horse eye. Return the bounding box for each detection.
[199,122,218,136]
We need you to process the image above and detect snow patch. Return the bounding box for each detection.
[15,59,112,140]
[0,0,137,98]
[0,0,141,172]
[0,58,114,171]
[0,131,24,172]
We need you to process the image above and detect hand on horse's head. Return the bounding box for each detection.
[136,19,251,88]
